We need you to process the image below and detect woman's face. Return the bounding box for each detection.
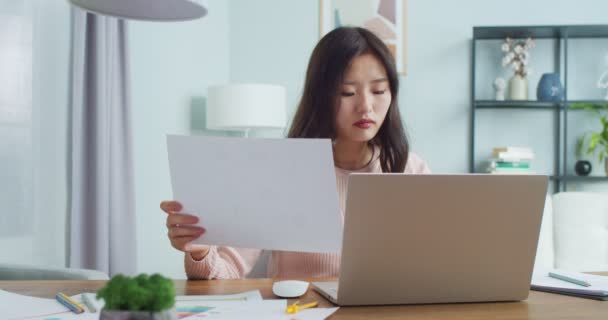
[335,53,392,144]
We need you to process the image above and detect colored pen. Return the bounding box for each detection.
[548,272,591,287]
[56,292,85,314]
[286,300,319,314]
[81,293,98,313]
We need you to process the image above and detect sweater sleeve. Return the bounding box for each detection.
[184,246,262,279]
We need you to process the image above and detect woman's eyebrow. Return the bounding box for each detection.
[342,78,388,85]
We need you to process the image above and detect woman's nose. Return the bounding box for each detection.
[356,92,373,113]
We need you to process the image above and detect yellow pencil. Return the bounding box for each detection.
[58,292,86,313]
[286,300,319,314]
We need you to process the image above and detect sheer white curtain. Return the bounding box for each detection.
[0,0,71,267]
[69,8,136,276]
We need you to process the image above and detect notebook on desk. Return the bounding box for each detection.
[532,269,608,300]
[313,174,549,306]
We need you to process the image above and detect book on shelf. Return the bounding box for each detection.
[488,167,536,174]
[489,160,531,169]
[492,147,535,161]
[492,146,534,154]
[486,146,536,174]
[493,151,535,161]
[489,170,537,175]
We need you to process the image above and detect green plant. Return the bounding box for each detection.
[570,103,608,162]
[96,273,175,312]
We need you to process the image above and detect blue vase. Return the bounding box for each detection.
[537,73,563,101]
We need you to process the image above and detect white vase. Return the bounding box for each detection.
[508,75,529,100]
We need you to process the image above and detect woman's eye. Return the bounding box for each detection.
[341,92,355,97]
[373,90,387,95]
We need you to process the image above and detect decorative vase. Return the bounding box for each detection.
[574,160,592,176]
[493,77,506,101]
[100,308,178,320]
[495,89,505,101]
[537,73,564,101]
[508,74,528,100]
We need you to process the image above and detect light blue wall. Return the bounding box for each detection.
[130,0,230,278]
[229,0,608,190]
[229,0,319,137]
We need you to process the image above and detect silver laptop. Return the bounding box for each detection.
[313,174,548,306]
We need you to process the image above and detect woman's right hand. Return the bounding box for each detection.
[161,200,211,261]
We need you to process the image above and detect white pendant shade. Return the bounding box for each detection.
[69,0,207,21]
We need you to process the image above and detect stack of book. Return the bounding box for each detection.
[487,147,535,174]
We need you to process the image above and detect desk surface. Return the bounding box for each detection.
[1,275,607,320]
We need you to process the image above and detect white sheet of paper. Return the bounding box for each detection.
[167,135,342,253]
[0,290,100,320]
[179,298,339,320]
[178,299,286,319]
[532,268,608,296]
[176,290,263,302]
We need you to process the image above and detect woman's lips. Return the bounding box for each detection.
[354,119,375,129]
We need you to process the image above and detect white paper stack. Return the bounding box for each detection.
[531,268,608,300]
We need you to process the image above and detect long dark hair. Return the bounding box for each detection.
[287,27,409,172]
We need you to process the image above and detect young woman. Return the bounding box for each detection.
[161,27,430,279]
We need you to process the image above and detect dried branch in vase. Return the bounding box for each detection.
[501,37,535,78]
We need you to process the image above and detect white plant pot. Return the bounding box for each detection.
[100,308,177,320]
[508,75,529,100]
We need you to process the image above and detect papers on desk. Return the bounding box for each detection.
[178,299,338,320]
[176,290,263,302]
[0,289,339,320]
[531,268,608,300]
[167,135,343,253]
[1,290,103,320]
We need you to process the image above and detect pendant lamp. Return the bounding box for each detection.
[69,0,207,21]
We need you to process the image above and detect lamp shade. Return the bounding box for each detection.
[206,84,287,130]
[69,0,208,21]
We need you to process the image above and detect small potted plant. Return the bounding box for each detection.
[97,273,177,320]
[571,103,608,175]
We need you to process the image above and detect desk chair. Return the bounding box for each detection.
[247,250,271,278]
[552,192,608,271]
[534,195,555,269]
[0,263,109,280]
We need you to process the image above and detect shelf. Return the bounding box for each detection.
[474,26,564,40]
[473,25,608,40]
[565,101,608,108]
[475,100,608,110]
[555,175,608,181]
[478,175,608,181]
[471,24,608,192]
[475,100,561,109]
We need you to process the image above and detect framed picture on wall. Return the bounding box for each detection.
[320,0,407,75]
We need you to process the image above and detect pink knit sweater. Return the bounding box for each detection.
[184,152,431,279]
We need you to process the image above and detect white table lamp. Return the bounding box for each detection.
[206,84,287,137]
[69,0,208,21]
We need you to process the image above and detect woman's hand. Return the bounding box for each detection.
[161,200,210,261]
